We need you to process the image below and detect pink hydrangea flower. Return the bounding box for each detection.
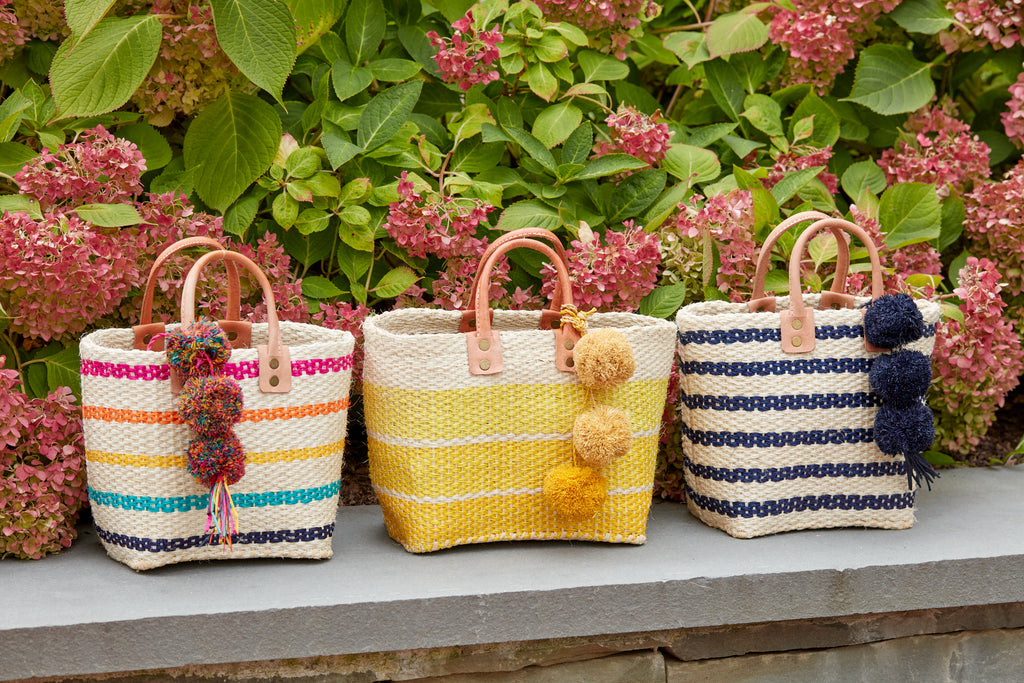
[535,0,659,57]
[1002,71,1024,149]
[540,222,661,312]
[672,190,758,302]
[313,301,371,388]
[14,126,146,211]
[8,0,66,42]
[593,105,672,170]
[942,0,1023,51]
[426,10,503,92]
[765,146,838,195]
[0,0,27,62]
[964,159,1024,297]
[931,257,1024,453]
[877,102,990,197]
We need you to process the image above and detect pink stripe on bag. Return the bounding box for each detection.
[81,355,354,381]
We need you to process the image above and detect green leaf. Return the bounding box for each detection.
[770,167,824,205]
[706,11,768,58]
[72,203,144,227]
[283,225,333,268]
[321,121,361,169]
[115,122,172,171]
[338,213,375,251]
[948,249,970,290]
[451,138,504,173]
[49,16,162,117]
[332,58,373,101]
[273,191,299,228]
[789,93,840,148]
[44,344,81,400]
[638,283,687,318]
[721,134,764,159]
[432,0,474,22]
[939,195,965,252]
[496,199,562,232]
[526,62,558,101]
[304,172,341,197]
[503,125,557,174]
[368,58,422,82]
[64,0,118,44]
[0,141,36,177]
[285,147,321,178]
[345,0,385,64]
[373,266,419,298]
[685,123,736,148]
[183,90,282,212]
[924,450,957,466]
[223,191,262,237]
[890,0,954,34]
[532,102,582,149]
[357,80,423,152]
[571,154,649,181]
[840,160,887,201]
[741,93,783,137]
[844,44,935,116]
[879,182,941,248]
[605,169,666,223]
[663,31,710,68]
[211,0,296,102]
[336,242,373,284]
[0,194,41,219]
[702,59,745,122]
[288,0,346,55]
[302,275,344,299]
[663,144,721,185]
[561,122,593,165]
[295,208,332,234]
[578,50,629,82]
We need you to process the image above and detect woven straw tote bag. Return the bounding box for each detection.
[80,245,354,569]
[675,213,942,538]
[363,228,677,553]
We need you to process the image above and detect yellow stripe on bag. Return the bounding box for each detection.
[374,487,653,552]
[86,440,346,469]
[363,379,668,440]
[368,434,660,496]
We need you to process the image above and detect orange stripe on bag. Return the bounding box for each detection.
[83,399,351,425]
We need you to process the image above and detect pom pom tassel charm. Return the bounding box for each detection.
[904,451,939,492]
[206,477,239,548]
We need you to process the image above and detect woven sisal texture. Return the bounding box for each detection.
[676,294,942,538]
[363,308,676,552]
[80,322,354,570]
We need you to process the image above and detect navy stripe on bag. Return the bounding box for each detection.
[681,424,875,447]
[680,392,881,411]
[683,456,905,484]
[685,488,916,518]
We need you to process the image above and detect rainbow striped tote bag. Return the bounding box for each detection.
[676,214,941,538]
[363,229,677,553]
[80,247,354,569]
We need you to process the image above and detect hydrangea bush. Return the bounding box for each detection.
[0,0,1022,534]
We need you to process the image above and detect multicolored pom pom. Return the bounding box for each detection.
[179,375,244,437]
[573,328,636,389]
[166,317,231,381]
[863,293,926,349]
[542,464,608,522]
[573,405,633,469]
[187,431,247,488]
[869,350,932,406]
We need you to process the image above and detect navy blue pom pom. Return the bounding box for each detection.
[869,350,932,406]
[874,402,935,456]
[863,293,925,349]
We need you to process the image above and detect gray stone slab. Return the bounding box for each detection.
[3,468,1024,680]
[665,628,1024,682]
[410,651,666,683]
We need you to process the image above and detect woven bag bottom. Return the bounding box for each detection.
[685,498,915,539]
[99,537,334,571]
[385,527,647,554]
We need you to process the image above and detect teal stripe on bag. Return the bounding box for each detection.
[88,480,341,513]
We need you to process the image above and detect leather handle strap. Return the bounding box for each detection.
[460,228,571,333]
[182,250,291,393]
[748,211,856,313]
[466,237,578,376]
[781,217,885,354]
[133,237,250,351]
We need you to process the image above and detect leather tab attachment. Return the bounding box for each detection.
[747,297,776,313]
[218,320,252,349]
[554,324,581,372]
[458,309,493,333]
[466,330,503,375]
[258,344,291,393]
[819,291,857,310]
[133,322,166,351]
[781,309,815,354]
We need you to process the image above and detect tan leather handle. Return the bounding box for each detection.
[780,217,884,354]
[460,228,571,333]
[182,250,291,393]
[466,238,578,375]
[133,237,250,351]
[749,211,855,312]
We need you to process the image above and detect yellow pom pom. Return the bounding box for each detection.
[543,464,607,522]
[572,328,635,389]
[573,405,633,469]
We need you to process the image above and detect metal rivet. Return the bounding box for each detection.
[227,331,238,341]
[791,319,803,330]
[564,339,575,350]
[792,335,802,347]
[269,375,280,387]
[468,318,476,327]
[143,334,152,343]
[551,320,560,329]
[269,358,280,369]
[566,357,575,367]
[478,339,490,351]
[479,359,491,371]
